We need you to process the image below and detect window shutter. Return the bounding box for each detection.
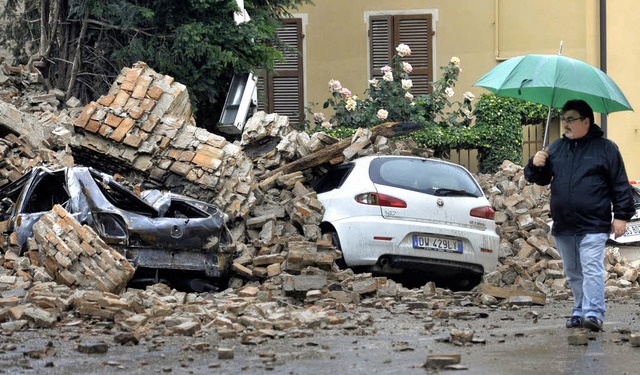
[272,18,304,127]
[256,71,268,113]
[369,15,392,79]
[394,14,433,95]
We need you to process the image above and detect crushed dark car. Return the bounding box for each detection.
[0,166,234,290]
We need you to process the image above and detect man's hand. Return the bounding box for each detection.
[532,150,548,167]
[612,219,627,238]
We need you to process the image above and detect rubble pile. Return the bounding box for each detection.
[2,60,640,342]
[70,62,256,219]
[476,160,640,301]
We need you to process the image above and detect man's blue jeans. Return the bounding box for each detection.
[554,233,609,321]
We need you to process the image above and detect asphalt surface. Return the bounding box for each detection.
[1,297,639,374]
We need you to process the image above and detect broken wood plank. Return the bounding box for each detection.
[259,121,421,181]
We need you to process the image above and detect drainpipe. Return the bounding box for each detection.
[600,0,607,135]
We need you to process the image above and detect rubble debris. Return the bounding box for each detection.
[567,332,590,345]
[217,347,235,360]
[77,342,109,354]
[476,284,546,306]
[424,354,462,369]
[2,60,640,351]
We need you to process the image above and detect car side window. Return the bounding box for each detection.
[314,164,354,194]
[22,172,70,214]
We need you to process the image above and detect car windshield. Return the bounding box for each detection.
[369,157,483,197]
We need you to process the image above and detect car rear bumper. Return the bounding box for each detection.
[330,216,499,274]
[119,247,234,278]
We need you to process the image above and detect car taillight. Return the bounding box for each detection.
[470,206,495,220]
[354,193,407,208]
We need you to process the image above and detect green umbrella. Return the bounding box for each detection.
[474,53,633,146]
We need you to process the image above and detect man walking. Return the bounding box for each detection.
[524,99,635,332]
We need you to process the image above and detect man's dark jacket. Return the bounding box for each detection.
[524,123,635,236]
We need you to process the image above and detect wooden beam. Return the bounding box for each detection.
[259,121,421,181]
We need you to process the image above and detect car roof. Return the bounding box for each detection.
[349,155,463,168]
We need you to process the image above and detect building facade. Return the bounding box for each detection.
[260,0,639,177]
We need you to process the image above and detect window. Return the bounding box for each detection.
[257,18,304,128]
[313,163,354,194]
[369,14,433,95]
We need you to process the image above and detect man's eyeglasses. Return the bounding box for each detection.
[560,116,585,124]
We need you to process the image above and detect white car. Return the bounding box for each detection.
[315,155,499,282]
[609,182,640,244]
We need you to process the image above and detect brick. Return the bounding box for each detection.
[169,161,191,176]
[192,152,214,168]
[80,241,97,256]
[98,124,112,137]
[57,268,76,286]
[121,67,142,91]
[139,98,156,112]
[54,252,72,268]
[123,134,144,148]
[147,85,164,100]
[111,90,131,109]
[109,117,136,142]
[124,97,140,110]
[105,113,124,128]
[128,106,145,119]
[85,120,101,133]
[179,151,195,162]
[132,75,153,99]
[73,102,98,128]
[97,94,115,106]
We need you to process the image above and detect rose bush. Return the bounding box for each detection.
[317,45,473,131]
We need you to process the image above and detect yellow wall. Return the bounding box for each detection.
[293,0,639,177]
[606,0,640,179]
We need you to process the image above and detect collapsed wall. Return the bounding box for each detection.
[71,62,256,220]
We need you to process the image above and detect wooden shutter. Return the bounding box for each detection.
[395,14,433,95]
[269,18,304,127]
[369,15,393,80]
[369,14,433,95]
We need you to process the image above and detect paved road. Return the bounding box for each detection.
[2,297,639,374]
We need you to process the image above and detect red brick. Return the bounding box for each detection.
[111,90,131,109]
[97,94,115,106]
[123,134,143,148]
[109,117,136,142]
[147,85,164,100]
[132,75,153,99]
[85,120,101,133]
[141,113,159,132]
[120,67,142,91]
[98,124,112,137]
[105,113,124,128]
[129,106,145,119]
[73,102,98,128]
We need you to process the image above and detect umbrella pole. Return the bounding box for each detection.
[542,106,552,149]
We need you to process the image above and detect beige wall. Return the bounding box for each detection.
[294,0,639,177]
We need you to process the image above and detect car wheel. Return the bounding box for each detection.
[327,231,348,269]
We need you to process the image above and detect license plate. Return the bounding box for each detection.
[622,223,640,237]
[412,235,462,253]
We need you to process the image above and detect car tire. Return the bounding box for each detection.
[327,231,348,269]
